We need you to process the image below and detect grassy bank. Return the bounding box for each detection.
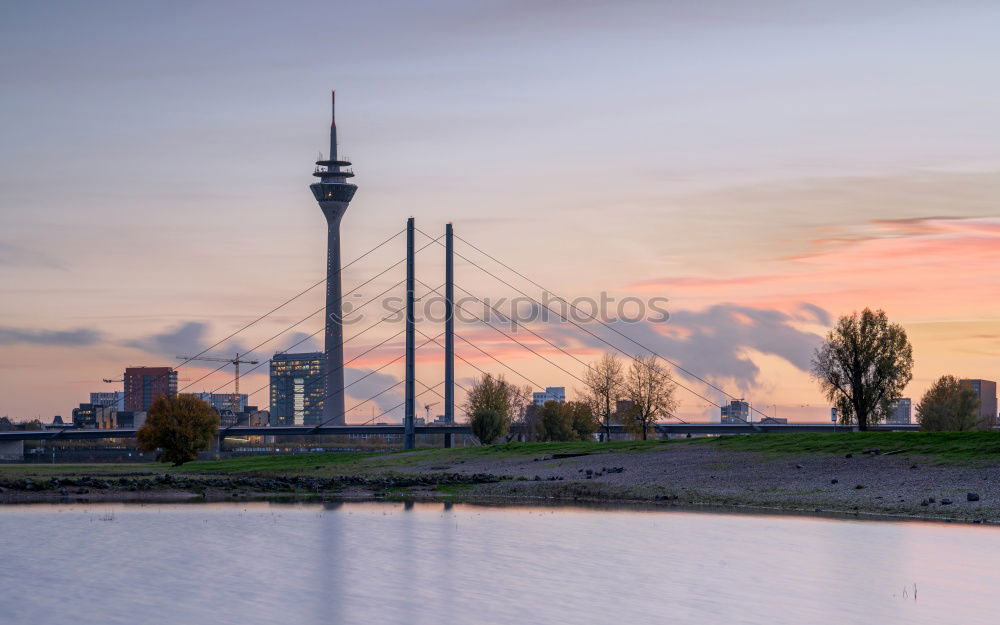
[178,439,666,474]
[2,433,998,479]
[700,431,1000,461]
[5,433,1000,522]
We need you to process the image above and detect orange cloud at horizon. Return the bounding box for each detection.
[629,217,1000,323]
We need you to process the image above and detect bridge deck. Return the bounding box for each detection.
[0,423,919,442]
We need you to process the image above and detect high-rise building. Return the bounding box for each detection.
[960,379,998,427]
[887,398,912,424]
[721,400,750,424]
[270,352,325,426]
[90,392,125,411]
[191,392,248,413]
[532,387,566,406]
[309,91,358,426]
[123,367,177,412]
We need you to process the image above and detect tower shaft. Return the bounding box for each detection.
[404,217,416,449]
[444,223,454,424]
[310,91,357,425]
[324,212,346,424]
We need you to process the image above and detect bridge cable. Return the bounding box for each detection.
[451,232,755,420]
[307,331,445,431]
[415,277,583,386]
[180,233,441,394]
[416,228,732,421]
[247,281,445,415]
[203,278,407,397]
[113,228,405,406]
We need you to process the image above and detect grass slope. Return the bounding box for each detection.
[180,439,667,474]
[701,431,1000,461]
[3,433,998,478]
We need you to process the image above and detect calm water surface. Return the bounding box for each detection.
[1,501,997,625]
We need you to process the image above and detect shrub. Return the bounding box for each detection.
[470,408,506,444]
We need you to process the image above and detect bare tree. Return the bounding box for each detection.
[811,308,913,431]
[506,384,534,441]
[622,355,677,440]
[582,353,625,442]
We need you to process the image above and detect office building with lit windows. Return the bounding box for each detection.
[191,392,248,413]
[90,392,125,411]
[270,352,325,426]
[532,387,566,406]
[720,400,750,424]
[887,398,912,424]
[123,367,178,412]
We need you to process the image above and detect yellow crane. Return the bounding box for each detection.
[175,353,259,413]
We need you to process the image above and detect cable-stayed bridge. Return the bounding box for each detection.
[10,94,868,459]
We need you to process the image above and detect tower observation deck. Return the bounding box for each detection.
[309,91,358,425]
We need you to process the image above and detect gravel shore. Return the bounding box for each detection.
[3,445,998,523]
[383,444,1000,522]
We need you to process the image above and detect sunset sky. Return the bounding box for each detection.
[2,1,999,422]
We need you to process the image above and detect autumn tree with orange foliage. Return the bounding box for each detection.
[137,394,219,466]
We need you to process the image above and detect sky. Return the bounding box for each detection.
[1,0,999,422]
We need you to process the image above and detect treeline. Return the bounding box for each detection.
[463,352,679,444]
[813,308,996,431]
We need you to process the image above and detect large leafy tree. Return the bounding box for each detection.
[463,373,510,418]
[540,400,575,441]
[622,355,677,440]
[137,394,219,466]
[811,308,913,431]
[463,374,519,443]
[582,353,625,442]
[568,401,599,441]
[917,375,981,431]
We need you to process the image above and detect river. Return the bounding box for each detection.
[1,501,997,624]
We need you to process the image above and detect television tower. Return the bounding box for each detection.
[309,91,357,425]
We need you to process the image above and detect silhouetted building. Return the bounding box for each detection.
[217,405,266,427]
[960,379,998,427]
[216,408,238,427]
[72,403,116,429]
[532,387,566,406]
[720,400,750,424]
[270,352,325,425]
[115,411,147,429]
[90,392,125,411]
[192,392,248,413]
[237,406,268,427]
[758,416,788,424]
[887,398,912,424]
[124,367,177,411]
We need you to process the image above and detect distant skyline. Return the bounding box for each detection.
[1,1,999,421]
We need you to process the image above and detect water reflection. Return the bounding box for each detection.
[1,502,998,625]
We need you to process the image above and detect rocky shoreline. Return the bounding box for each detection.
[2,444,999,525]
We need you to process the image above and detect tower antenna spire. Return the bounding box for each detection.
[330,90,338,162]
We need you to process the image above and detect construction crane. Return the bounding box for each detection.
[424,401,439,423]
[175,353,259,413]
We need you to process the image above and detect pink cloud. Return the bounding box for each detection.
[629,218,1000,320]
